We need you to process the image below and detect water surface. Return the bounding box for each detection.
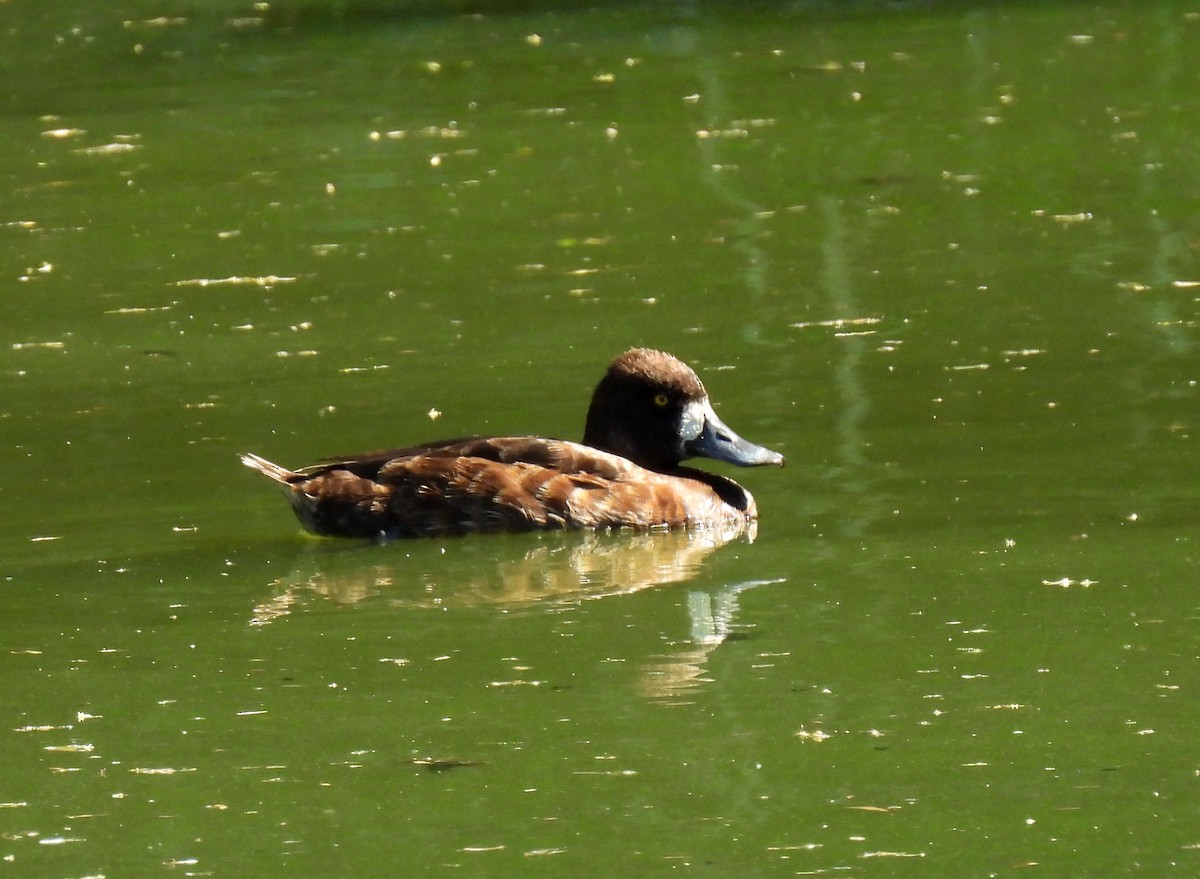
[4,1,1200,875]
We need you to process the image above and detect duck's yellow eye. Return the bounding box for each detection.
[653,393,669,407]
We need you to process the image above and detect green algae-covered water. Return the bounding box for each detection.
[4,1,1200,875]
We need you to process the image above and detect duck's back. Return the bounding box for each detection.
[279,437,756,538]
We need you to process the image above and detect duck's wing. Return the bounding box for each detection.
[302,436,484,478]
[305,436,632,479]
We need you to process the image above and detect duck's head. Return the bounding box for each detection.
[582,348,785,472]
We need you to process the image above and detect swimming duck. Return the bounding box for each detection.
[241,347,784,538]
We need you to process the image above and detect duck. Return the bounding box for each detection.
[240,347,784,539]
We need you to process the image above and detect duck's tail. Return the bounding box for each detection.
[240,452,297,485]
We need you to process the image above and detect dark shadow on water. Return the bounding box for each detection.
[266,0,664,25]
[258,0,1065,30]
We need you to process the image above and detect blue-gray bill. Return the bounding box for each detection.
[685,403,785,468]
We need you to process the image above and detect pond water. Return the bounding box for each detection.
[4,0,1200,875]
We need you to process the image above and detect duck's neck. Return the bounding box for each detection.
[583,411,675,472]
[674,466,755,512]
[582,391,634,461]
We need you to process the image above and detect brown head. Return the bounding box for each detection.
[582,348,785,472]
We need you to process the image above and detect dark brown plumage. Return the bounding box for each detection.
[241,348,784,539]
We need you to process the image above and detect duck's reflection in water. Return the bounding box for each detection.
[252,522,752,619]
[252,523,783,699]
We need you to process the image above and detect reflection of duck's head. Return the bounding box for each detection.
[584,348,785,473]
[241,348,784,538]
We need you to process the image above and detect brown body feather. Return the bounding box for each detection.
[242,349,781,539]
[243,439,755,538]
